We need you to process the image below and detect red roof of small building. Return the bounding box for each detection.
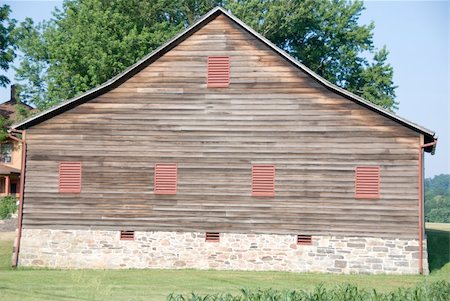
[0,85,34,121]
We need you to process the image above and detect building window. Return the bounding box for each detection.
[205,232,220,242]
[0,143,13,164]
[207,56,230,88]
[154,163,177,195]
[355,166,380,199]
[59,162,82,193]
[252,164,275,197]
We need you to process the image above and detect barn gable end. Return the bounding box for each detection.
[15,8,434,274]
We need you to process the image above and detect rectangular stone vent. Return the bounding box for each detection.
[297,235,312,245]
[120,230,135,241]
[59,162,82,193]
[355,166,380,199]
[252,164,275,196]
[207,56,230,88]
[205,232,220,242]
[154,163,177,195]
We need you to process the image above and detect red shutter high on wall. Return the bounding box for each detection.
[154,163,177,195]
[207,56,230,87]
[252,164,275,197]
[59,162,82,193]
[355,166,380,199]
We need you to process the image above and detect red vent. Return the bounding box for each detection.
[207,56,230,88]
[252,164,275,197]
[297,235,312,245]
[205,232,220,242]
[154,163,177,195]
[355,166,380,199]
[59,162,82,193]
[120,230,135,241]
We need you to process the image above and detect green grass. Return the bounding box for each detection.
[427,223,450,272]
[3,267,450,301]
[0,232,15,271]
[0,227,449,301]
[427,222,450,232]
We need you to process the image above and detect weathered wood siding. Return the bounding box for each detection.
[22,15,421,239]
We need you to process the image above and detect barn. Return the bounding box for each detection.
[10,7,437,274]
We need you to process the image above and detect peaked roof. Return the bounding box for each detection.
[12,7,437,153]
[0,100,33,120]
[1,85,34,120]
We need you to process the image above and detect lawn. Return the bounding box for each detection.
[0,226,449,301]
[427,223,450,272]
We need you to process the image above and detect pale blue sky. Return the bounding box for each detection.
[1,0,449,178]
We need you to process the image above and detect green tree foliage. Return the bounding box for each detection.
[14,103,33,123]
[425,174,450,223]
[15,0,397,111]
[0,5,16,87]
[0,196,18,219]
[0,115,11,141]
[15,0,181,109]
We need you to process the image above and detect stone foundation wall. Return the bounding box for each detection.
[19,229,428,274]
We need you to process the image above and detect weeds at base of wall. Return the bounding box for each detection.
[0,196,17,219]
[167,281,450,301]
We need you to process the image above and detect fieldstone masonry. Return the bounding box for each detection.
[19,229,428,274]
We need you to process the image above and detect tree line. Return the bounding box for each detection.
[425,174,450,223]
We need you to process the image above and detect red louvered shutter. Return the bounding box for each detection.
[59,162,82,193]
[207,56,230,87]
[154,163,177,195]
[205,232,220,242]
[297,235,312,245]
[355,166,380,199]
[252,164,275,197]
[120,230,135,241]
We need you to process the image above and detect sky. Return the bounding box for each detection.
[0,0,449,178]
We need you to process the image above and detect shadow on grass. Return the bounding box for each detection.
[427,228,450,272]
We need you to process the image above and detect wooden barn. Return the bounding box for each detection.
[11,7,437,274]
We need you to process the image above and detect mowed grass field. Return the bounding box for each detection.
[0,224,448,301]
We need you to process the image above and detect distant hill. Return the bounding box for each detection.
[425,174,450,223]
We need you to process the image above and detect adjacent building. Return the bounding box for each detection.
[0,85,33,198]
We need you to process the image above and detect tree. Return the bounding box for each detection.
[425,174,450,198]
[425,174,450,223]
[0,5,16,87]
[15,0,397,111]
[0,115,10,141]
[15,0,179,109]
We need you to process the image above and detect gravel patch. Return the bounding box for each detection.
[0,218,17,232]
